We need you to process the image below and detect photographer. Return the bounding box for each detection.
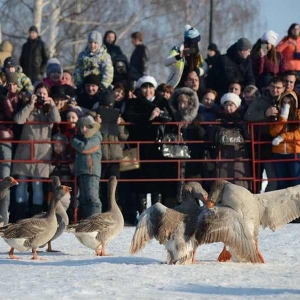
[10,83,61,221]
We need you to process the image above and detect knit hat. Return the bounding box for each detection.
[29,25,38,34]
[46,58,63,78]
[98,90,115,107]
[136,75,158,89]
[236,38,252,51]
[66,106,84,119]
[220,93,242,108]
[184,24,201,44]
[84,73,101,86]
[77,115,95,128]
[88,30,102,45]
[261,30,279,46]
[52,133,68,143]
[3,57,17,68]
[5,72,18,84]
[208,43,218,52]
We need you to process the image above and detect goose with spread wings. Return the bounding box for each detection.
[130,202,260,265]
[205,180,300,263]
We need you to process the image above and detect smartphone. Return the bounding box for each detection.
[260,44,268,55]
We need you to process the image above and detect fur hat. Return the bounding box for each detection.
[236,38,252,51]
[221,93,242,108]
[184,24,201,44]
[29,25,38,34]
[3,57,17,68]
[84,74,101,86]
[261,30,279,46]
[5,72,18,84]
[46,58,63,78]
[136,75,157,89]
[88,31,102,45]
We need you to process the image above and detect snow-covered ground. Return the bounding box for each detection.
[0,225,300,300]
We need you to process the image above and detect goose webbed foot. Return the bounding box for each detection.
[46,241,61,252]
[9,247,20,260]
[217,245,232,262]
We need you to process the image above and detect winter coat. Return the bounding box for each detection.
[205,51,221,89]
[277,36,300,71]
[211,43,255,96]
[129,44,148,79]
[14,68,34,93]
[19,37,49,82]
[0,91,22,139]
[269,91,300,154]
[164,43,208,88]
[76,90,101,111]
[12,103,61,178]
[73,45,113,89]
[103,31,124,63]
[0,40,13,66]
[71,122,102,177]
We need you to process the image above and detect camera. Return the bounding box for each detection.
[36,95,45,105]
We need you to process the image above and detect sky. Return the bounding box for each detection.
[260,0,300,43]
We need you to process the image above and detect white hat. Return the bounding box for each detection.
[136,76,158,89]
[220,93,242,108]
[261,30,279,46]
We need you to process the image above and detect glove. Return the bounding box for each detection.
[280,103,290,119]
[272,136,284,146]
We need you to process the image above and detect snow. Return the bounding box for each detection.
[1,225,300,300]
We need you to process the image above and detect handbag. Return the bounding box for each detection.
[216,127,244,146]
[119,146,140,172]
[157,132,191,159]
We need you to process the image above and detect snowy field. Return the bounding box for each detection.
[0,225,300,300]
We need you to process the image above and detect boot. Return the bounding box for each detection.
[151,193,162,205]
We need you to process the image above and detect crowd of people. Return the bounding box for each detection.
[1,22,300,225]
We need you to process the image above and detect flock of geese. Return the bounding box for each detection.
[0,175,300,265]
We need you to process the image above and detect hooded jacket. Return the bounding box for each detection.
[0,40,13,66]
[270,91,300,154]
[103,30,123,62]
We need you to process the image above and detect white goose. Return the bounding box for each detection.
[74,176,124,256]
[130,202,260,265]
[205,180,300,263]
[0,176,19,227]
[2,184,71,260]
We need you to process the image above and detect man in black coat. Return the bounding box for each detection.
[19,26,49,83]
[211,38,255,98]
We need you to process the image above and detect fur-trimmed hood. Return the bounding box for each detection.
[169,87,199,122]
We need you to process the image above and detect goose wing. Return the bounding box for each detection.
[195,206,261,263]
[130,203,184,254]
[256,185,300,231]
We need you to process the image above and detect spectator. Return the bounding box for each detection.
[19,26,49,84]
[184,71,200,94]
[129,31,149,79]
[103,30,123,62]
[74,30,113,90]
[294,78,300,100]
[0,40,13,67]
[113,82,127,114]
[205,43,221,89]
[283,70,297,91]
[0,72,22,225]
[244,76,286,192]
[3,57,33,94]
[62,70,75,87]
[270,91,300,189]
[71,116,102,219]
[251,30,285,90]
[242,85,260,107]
[215,93,252,189]
[211,37,255,97]
[277,23,300,75]
[156,83,174,100]
[164,25,207,88]
[228,79,242,96]
[11,83,61,221]
[43,58,63,89]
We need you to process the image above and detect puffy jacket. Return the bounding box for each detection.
[277,36,300,71]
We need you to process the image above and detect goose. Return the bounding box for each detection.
[205,180,300,263]
[130,202,260,265]
[0,176,19,227]
[74,176,124,256]
[2,184,72,260]
[38,176,71,252]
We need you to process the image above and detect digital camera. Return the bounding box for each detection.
[36,95,45,105]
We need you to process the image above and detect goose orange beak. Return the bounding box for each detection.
[62,185,72,193]
[205,200,215,208]
[10,177,18,185]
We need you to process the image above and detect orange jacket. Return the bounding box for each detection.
[277,36,300,71]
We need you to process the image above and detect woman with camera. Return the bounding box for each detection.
[11,83,61,221]
[251,30,285,91]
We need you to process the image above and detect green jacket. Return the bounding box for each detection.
[71,122,102,177]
